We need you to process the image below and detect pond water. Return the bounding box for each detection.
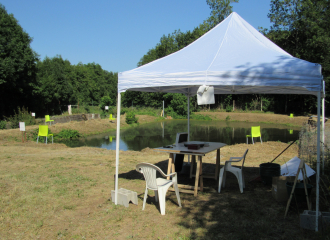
[62,120,301,151]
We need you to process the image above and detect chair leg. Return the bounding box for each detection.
[246,137,248,144]
[173,183,182,207]
[158,188,166,215]
[46,137,48,144]
[37,136,39,144]
[154,190,158,202]
[142,188,148,210]
[238,172,244,193]
[260,136,262,144]
[252,137,254,145]
[218,167,224,193]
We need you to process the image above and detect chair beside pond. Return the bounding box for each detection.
[136,163,182,215]
[37,125,53,144]
[246,126,262,144]
[45,115,54,125]
[218,149,249,193]
[109,114,116,122]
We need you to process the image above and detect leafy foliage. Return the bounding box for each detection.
[6,107,36,129]
[125,112,138,124]
[0,4,38,118]
[56,129,80,140]
[0,120,6,130]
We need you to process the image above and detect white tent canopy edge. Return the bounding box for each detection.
[115,12,324,231]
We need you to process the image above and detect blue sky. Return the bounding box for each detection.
[2,0,272,73]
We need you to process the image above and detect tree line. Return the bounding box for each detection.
[1,0,329,120]
[0,4,117,119]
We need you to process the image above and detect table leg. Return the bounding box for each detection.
[215,149,220,179]
[190,155,196,178]
[167,153,174,180]
[199,156,203,192]
[194,157,201,196]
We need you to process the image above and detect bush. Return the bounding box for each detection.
[56,129,80,140]
[190,114,212,120]
[0,120,7,130]
[226,106,233,112]
[226,115,231,121]
[6,107,36,129]
[126,112,138,124]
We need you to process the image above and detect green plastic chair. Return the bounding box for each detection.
[290,113,294,118]
[37,125,53,144]
[45,115,54,125]
[109,114,116,122]
[246,126,262,144]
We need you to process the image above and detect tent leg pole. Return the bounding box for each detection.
[322,81,325,175]
[115,92,121,205]
[187,94,190,163]
[316,91,321,232]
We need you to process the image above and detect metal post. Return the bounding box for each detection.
[315,91,321,232]
[115,93,121,205]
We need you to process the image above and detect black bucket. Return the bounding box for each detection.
[259,163,281,185]
[286,182,313,202]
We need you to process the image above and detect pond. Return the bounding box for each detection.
[62,120,301,151]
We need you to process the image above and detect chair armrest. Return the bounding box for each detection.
[162,172,177,178]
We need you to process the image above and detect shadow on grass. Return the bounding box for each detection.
[117,160,321,239]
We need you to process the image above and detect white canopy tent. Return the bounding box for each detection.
[115,12,324,230]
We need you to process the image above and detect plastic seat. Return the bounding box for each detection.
[218,149,248,193]
[45,115,54,125]
[290,113,294,118]
[246,126,262,144]
[37,125,53,144]
[136,163,181,215]
[109,114,116,122]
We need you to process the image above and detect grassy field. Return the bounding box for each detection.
[0,113,329,239]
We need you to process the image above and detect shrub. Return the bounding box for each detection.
[6,107,36,129]
[226,115,231,121]
[226,106,232,112]
[125,112,138,124]
[191,114,212,120]
[56,129,80,140]
[0,120,7,130]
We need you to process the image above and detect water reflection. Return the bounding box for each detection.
[61,120,301,151]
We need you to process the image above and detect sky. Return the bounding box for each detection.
[2,0,272,73]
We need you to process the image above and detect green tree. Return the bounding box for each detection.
[206,0,239,28]
[266,0,330,113]
[36,56,73,115]
[0,4,38,118]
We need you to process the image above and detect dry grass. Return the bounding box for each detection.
[0,113,328,239]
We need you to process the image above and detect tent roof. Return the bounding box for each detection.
[118,12,322,96]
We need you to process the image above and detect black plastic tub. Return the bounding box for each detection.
[259,163,281,185]
[286,182,313,202]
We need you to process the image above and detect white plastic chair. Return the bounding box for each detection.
[136,163,182,215]
[218,149,249,193]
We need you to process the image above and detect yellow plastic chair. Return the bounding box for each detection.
[109,114,116,122]
[37,125,53,144]
[290,113,294,118]
[246,126,262,144]
[45,115,54,125]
